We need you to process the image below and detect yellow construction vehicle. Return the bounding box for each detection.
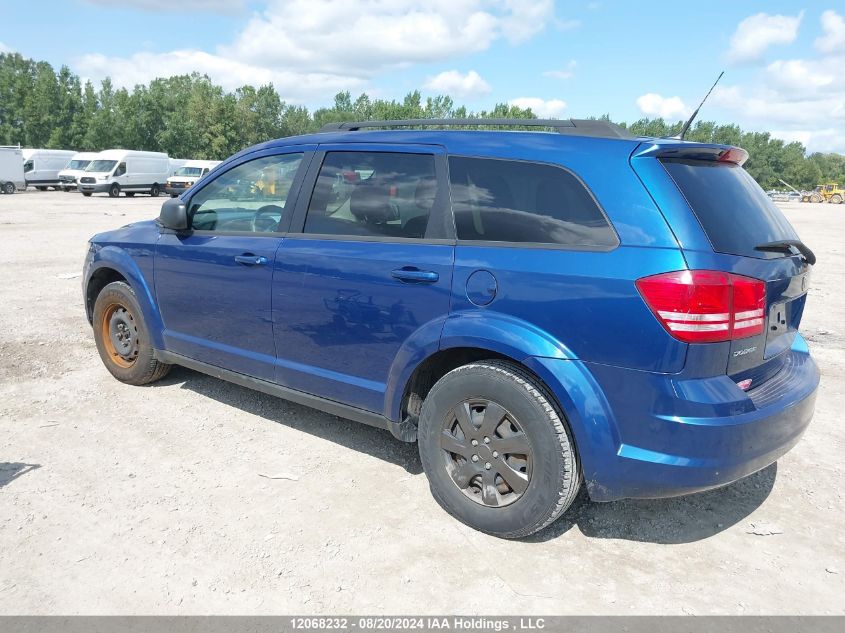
[802,183,845,204]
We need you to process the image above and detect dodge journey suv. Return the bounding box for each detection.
[83,119,819,538]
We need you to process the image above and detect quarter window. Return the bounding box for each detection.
[448,156,617,247]
[188,153,303,233]
[304,151,438,239]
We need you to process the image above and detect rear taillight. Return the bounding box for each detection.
[636,270,765,343]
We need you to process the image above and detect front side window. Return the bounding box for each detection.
[188,153,303,233]
[114,162,127,177]
[23,160,33,173]
[448,156,617,248]
[304,151,438,239]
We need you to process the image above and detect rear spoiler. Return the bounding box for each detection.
[632,142,749,166]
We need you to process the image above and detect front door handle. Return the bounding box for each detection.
[391,267,439,283]
[234,254,268,266]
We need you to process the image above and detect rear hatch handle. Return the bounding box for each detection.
[754,240,816,266]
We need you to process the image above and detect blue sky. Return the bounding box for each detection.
[2,1,844,152]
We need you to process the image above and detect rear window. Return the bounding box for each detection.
[662,159,798,259]
[448,156,617,248]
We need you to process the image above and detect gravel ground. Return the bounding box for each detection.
[0,191,843,614]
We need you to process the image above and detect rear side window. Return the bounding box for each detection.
[448,156,617,248]
[661,159,799,259]
[305,151,438,239]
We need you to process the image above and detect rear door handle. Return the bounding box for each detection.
[391,267,439,283]
[234,254,268,266]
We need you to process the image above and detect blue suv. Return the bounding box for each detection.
[83,119,819,538]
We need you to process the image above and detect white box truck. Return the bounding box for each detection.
[22,149,76,190]
[0,146,26,194]
[57,152,100,192]
[78,150,171,198]
[164,159,221,197]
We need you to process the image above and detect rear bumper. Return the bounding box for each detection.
[528,335,819,501]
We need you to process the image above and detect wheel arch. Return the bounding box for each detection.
[85,248,165,349]
[387,312,577,424]
[388,316,615,491]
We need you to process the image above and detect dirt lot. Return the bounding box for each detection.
[0,191,843,615]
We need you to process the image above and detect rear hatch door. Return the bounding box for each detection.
[659,154,812,385]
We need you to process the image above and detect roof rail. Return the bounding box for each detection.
[319,118,633,140]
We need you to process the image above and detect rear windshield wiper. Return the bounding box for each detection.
[755,240,816,266]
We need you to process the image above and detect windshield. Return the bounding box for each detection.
[661,158,799,259]
[66,159,91,170]
[174,166,203,177]
[86,160,117,173]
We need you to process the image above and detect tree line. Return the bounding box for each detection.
[2,51,843,190]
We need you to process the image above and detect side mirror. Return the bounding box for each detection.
[158,197,189,231]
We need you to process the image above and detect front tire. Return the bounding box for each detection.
[418,360,580,539]
[92,281,171,385]
[108,183,120,198]
[82,192,92,197]
[830,194,843,204]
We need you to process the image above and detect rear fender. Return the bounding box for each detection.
[384,311,574,422]
[522,355,620,501]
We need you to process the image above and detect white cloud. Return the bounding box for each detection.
[635,93,689,119]
[75,50,363,98]
[727,12,803,65]
[500,0,556,43]
[509,97,567,118]
[543,60,577,80]
[815,10,845,54]
[770,128,845,154]
[223,0,551,75]
[74,0,558,103]
[710,11,845,153]
[423,70,491,98]
[0,42,11,54]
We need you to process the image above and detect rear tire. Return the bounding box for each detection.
[108,183,120,198]
[125,192,135,198]
[1,182,14,195]
[36,186,47,191]
[150,184,161,197]
[810,193,823,203]
[92,281,171,385]
[418,360,580,539]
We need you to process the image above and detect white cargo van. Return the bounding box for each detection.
[22,149,76,190]
[0,146,26,194]
[164,159,221,197]
[57,152,100,192]
[78,150,171,198]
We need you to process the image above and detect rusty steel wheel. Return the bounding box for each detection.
[91,281,170,385]
[100,302,140,368]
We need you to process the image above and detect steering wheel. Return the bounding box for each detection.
[252,205,284,232]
